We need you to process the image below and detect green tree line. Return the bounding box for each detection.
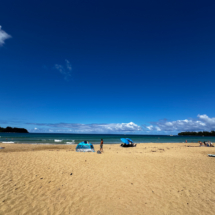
[0,126,29,133]
[178,131,215,136]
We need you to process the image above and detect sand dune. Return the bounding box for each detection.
[0,143,215,215]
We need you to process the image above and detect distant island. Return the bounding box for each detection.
[0,126,29,133]
[178,131,215,136]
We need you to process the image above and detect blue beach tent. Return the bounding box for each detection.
[76,141,95,152]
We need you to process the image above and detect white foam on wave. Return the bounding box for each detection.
[2,142,67,145]
[66,140,75,145]
[66,142,75,145]
[1,141,15,143]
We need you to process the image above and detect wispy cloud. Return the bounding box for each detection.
[0,119,24,125]
[0,26,11,46]
[144,114,215,132]
[65,59,72,70]
[54,59,72,81]
[27,122,142,133]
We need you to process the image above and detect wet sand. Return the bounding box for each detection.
[0,143,215,215]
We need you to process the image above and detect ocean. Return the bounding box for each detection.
[1,133,215,145]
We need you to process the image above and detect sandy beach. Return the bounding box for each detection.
[0,143,215,215]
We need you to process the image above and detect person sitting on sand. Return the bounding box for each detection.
[199,141,204,146]
[127,139,136,147]
[209,141,214,147]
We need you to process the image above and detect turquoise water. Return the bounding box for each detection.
[1,133,215,144]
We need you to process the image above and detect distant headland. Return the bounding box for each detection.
[0,126,29,133]
[178,131,215,136]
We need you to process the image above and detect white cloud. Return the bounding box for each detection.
[145,114,215,132]
[155,126,161,131]
[197,114,215,125]
[54,59,72,81]
[146,125,153,130]
[27,122,142,133]
[25,114,215,134]
[0,26,11,46]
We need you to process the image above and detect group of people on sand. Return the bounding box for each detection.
[120,142,137,147]
[83,138,138,153]
[199,141,214,147]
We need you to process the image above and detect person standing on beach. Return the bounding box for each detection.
[100,139,103,152]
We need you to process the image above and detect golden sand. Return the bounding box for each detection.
[0,143,215,215]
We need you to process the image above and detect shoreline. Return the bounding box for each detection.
[1,133,215,145]
[0,142,200,152]
[0,141,200,146]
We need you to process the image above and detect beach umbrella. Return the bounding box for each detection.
[126,138,133,143]
[120,138,130,145]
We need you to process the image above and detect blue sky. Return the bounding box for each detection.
[0,0,215,134]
